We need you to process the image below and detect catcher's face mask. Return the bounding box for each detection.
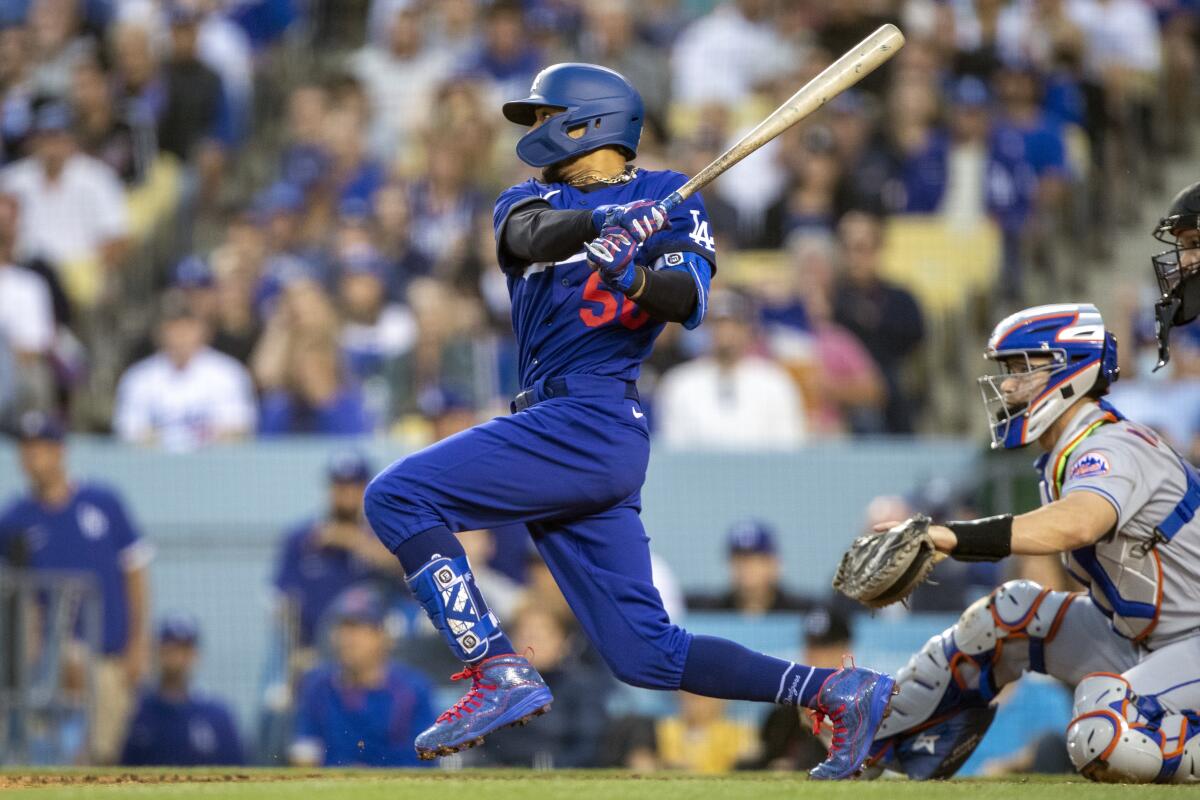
[1152,225,1200,370]
[978,351,1064,449]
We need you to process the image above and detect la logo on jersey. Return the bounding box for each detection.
[688,210,715,251]
[1069,451,1111,480]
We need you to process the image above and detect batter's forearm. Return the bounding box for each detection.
[623,267,698,324]
[502,203,596,262]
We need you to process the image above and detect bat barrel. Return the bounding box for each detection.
[663,23,905,207]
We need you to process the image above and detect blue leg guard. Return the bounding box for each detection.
[407,554,503,662]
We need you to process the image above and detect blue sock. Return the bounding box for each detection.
[393,526,515,662]
[680,635,835,709]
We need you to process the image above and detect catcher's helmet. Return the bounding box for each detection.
[502,63,644,168]
[1151,180,1200,369]
[979,303,1119,450]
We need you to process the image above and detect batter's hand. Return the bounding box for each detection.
[592,200,671,242]
[585,227,639,292]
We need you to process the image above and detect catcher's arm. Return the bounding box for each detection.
[834,492,1116,609]
[876,490,1116,558]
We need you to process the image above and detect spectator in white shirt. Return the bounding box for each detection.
[670,0,796,106]
[114,292,256,451]
[350,2,456,162]
[1068,0,1162,79]
[657,291,807,450]
[0,192,55,412]
[0,193,54,362]
[0,103,129,309]
[338,247,417,381]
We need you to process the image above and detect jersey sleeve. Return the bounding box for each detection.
[100,489,154,572]
[640,172,717,272]
[273,530,302,592]
[492,180,549,273]
[650,251,711,329]
[1060,432,1155,532]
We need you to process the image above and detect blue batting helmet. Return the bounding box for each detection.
[979,303,1119,449]
[502,63,644,168]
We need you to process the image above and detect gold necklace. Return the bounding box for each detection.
[565,166,638,187]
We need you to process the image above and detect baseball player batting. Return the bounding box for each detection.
[361,62,897,778]
[848,304,1200,783]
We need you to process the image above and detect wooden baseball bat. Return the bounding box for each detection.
[660,23,906,213]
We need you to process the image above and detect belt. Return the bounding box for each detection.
[511,376,639,413]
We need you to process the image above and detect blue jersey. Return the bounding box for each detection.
[493,169,715,387]
[0,483,148,654]
[274,519,389,646]
[293,663,436,767]
[121,689,244,766]
[986,117,1068,232]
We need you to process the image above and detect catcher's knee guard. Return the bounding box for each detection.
[1066,673,1163,782]
[879,580,1074,738]
[1067,673,1200,784]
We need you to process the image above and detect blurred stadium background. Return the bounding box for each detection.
[0,0,1196,779]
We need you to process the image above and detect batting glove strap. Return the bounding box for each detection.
[945,514,1013,562]
[585,227,639,292]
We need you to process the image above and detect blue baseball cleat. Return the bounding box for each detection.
[415,653,553,760]
[809,664,898,780]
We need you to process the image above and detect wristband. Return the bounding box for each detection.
[945,514,1013,562]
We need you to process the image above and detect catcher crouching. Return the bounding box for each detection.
[834,303,1200,783]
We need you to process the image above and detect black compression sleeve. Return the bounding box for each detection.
[501,201,596,263]
[945,515,1014,562]
[625,267,698,324]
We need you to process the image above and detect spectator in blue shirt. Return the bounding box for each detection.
[0,410,153,763]
[466,0,543,103]
[274,450,402,651]
[888,81,950,214]
[121,615,244,766]
[289,588,435,768]
[831,211,926,433]
[986,62,1069,300]
[254,280,374,436]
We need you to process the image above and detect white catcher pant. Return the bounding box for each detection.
[1038,594,1200,711]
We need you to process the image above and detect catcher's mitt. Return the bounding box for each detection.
[832,514,939,609]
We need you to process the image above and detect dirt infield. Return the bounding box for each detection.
[0,770,325,789]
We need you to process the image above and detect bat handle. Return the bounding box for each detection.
[660,191,684,214]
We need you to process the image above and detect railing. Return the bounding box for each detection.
[0,567,102,765]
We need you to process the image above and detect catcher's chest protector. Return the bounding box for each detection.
[1038,413,1200,648]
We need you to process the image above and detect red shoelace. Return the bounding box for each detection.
[811,703,849,751]
[436,665,499,723]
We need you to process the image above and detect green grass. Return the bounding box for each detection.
[0,769,1191,799]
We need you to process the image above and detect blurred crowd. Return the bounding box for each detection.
[0,0,1194,445]
[3,417,1079,772]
